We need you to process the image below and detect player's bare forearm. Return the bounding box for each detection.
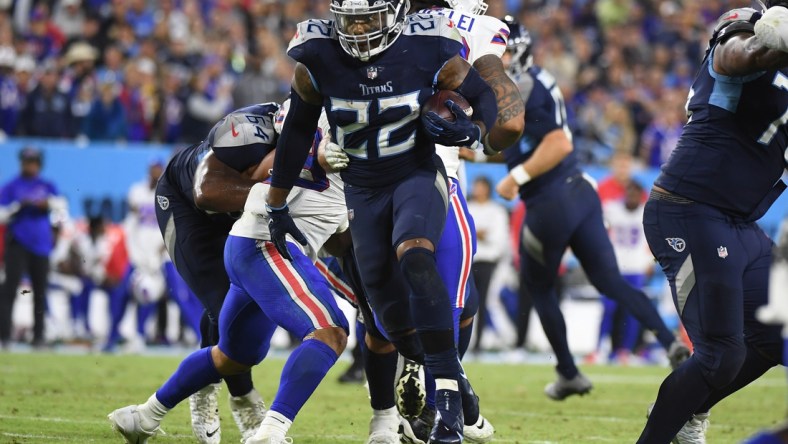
[714,34,788,76]
[521,129,572,178]
[193,152,258,212]
[473,55,525,150]
[294,63,323,105]
[266,186,290,208]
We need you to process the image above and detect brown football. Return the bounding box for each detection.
[421,90,472,122]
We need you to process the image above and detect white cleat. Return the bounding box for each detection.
[189,383,221,444]
[230,389,267,442]
[673,412,709,444]
[463,414,494,443]
[107,405,163,444]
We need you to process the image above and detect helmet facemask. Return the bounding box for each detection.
[331,0,409,61]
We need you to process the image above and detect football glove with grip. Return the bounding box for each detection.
[422,100,482,150]
[755,5,788,52]
[266,204,308,261]
[324,141,349,170]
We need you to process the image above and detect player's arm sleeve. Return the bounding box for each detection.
[455,65,497,136]
[270,89,323,190]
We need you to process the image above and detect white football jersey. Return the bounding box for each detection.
[418,7,510,180]
[603,201,653,275]
[230,110,348,260]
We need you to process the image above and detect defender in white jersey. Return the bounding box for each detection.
[108,106,351,444]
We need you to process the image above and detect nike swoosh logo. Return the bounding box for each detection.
[475,419,486,429]
[206,427,219,438]
[231,122,239,137]
[723,12,738,20]
[456,136,470,143]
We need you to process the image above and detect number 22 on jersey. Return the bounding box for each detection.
[330,91,421,159]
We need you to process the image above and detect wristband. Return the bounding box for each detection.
[265,201,288,213]
[510,165,532,186]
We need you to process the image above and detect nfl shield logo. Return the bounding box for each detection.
[717,246,728,259]
[367,66,378,79]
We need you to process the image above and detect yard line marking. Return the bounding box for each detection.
[2,432,71,441]
[0,414,103,425]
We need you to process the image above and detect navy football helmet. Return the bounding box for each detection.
[331,0,410,61]
[502,15,532,77]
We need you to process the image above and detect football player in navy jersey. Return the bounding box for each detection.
[265,1,498,442]
[491,16,689,402]
[638,3,788,443]
[151,103,280,443]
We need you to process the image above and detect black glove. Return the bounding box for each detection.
[421,100,482,149]
[266,203,308,261]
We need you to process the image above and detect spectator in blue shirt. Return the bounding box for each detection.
[0,147,60,349]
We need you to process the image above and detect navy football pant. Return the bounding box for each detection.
[638,196,781,443]
[345,162,449,338]
[155,176,235,348]
[521,175,674,379]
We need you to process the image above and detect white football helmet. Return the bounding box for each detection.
[331,0,410,61]
[445,0,487,15]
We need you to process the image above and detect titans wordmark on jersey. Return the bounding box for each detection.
[287,14,464,187]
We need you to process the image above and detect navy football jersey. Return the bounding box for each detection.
[287,14,463,187]
[503,65,578,199]
[165,103,279,208]
[656,44,788,218]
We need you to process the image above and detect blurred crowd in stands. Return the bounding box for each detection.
[1,0,740,359]
[0,0,751,166]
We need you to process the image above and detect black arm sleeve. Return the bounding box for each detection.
[269,89,323,190]
[455,66,497,135]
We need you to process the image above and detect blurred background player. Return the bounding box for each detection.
[103,161,167,352]
[0,147,60,349]
[150,103,282,442]
[638,4,788,443]
[493,15,688,400]
[589,180,653,364]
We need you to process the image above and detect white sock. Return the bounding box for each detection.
[137,394,169,431]
[372,406,398,418]
[370,407,399,432]
[255,410,292,438]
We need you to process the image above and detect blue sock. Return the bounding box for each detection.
[105,280,131,347]
[156,347,222,408]
[425,370,436,410]
[270,339,338,421]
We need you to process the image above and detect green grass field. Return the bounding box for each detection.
[0,352,785,443]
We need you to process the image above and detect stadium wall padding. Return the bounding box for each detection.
[2,137,787,238]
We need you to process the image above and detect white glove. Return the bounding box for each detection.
[324,141,349,170]
[755,6,788,52]
[757,259,788,335]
